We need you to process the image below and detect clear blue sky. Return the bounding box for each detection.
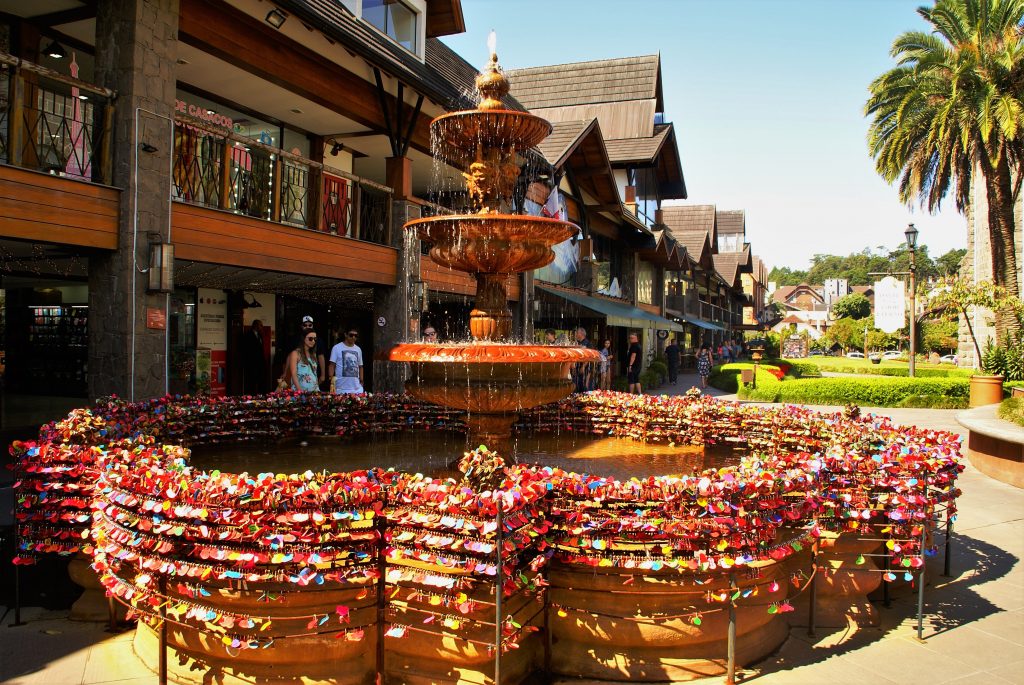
[442,0,967,273]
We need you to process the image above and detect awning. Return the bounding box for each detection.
[685,318,727,332]
[537,285,684,332]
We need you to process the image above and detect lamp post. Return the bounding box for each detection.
[905,223,919,378]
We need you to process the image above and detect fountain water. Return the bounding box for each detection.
[388,46,600,450]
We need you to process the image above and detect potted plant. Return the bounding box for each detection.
[930,278,1022,407]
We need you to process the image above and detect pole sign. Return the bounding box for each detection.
[873,276,906,334]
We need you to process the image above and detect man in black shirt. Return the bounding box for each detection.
[665,336,680,385]
[627,332,643,394]
[572,326,593,393]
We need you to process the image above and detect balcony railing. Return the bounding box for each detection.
[173,114,393,246]
[0,52,115,184]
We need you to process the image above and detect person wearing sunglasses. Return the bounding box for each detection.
[288,330,321,392]
[329,328,364,394]
[422,326,438,342]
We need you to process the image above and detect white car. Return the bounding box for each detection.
[939,354,958,364]
[845,351,865,359]
[881,350,902,360]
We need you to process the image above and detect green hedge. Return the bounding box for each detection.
[791,359,970,379]
[709,363,782,393]
[739,376,969,407]
[783,361,823,378]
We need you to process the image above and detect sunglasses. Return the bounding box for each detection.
[424,331,437,336]
[305,336,316,341]
[347,332,359,338]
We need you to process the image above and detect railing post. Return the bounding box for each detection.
[494,499,503,685]
[308,165,322,232]
[726,573,737,685]
[100,102,115,185]
[943,509,953,578]
[9,68,23,167]
[375,513,386,684]
[352,182,362,241]
[219,138,232,211]
[271,156,282,223]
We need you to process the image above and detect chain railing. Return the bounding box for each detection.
[173,113,392,246]
[0,53,115,185]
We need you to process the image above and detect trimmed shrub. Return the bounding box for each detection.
[639,369,661,389]
[648,361,669,380]
[897,394,968,409]
[794,360,970,379]
[784,361,823,378]
[998,398,1024,427]
[709,363,783,393]
[765,377,969,407]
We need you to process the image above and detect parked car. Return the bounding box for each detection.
[846,351,865,359]
[881,350,902,360]
[939,354,958,365]
[809,349,825,356]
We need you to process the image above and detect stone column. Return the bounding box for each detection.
[373,199,422,393]
[88,0,179,400]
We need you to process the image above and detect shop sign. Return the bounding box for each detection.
[146,307,166,330]
[873,276,906,334]
[175,99,234,130]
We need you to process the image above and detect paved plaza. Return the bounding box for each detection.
[1,391,1022,685]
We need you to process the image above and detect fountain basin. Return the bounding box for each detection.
[411,214,576,274]
[390,343,600,447]
[431,109,552,161]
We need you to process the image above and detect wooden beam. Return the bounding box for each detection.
[30,5,96,27]
[177,0,432,154]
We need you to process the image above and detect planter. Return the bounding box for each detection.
[969,374,1005,407]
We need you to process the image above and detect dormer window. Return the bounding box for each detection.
[351,0,425,57]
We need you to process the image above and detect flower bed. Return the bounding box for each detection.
[10,391,963,683]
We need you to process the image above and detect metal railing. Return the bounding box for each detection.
[0,53,114,184]
[173,113,393,245]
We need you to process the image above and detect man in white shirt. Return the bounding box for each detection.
[329,328,364,394]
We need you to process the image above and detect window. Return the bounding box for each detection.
[362,0,420,54]
[717,233,742,253]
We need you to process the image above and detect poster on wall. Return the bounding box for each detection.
[241,292,277,360]
[197,288,227,397]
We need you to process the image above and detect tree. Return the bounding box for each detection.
[766,266,808,285]
[827,317,865,352]
[866,0,1024,340]
[929,276,1024,362]
[935,248,967,277]
[920,318,959,353]
[831,292,872,319]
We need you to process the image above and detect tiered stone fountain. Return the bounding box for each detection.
[388,47,599,449]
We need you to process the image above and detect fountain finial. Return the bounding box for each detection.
[475,31,508,111]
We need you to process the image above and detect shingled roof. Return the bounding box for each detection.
[712,247,753,289]
[604,124,672,164]
[507,55,662,111]
[716,209,745,236]
[277,0,522,112]
[537,119,596,168]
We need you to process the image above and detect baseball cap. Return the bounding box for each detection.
[302,315,314,323]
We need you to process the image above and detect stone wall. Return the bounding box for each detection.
[959,170,1024,367]
[88,0,179,400]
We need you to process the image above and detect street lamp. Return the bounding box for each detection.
[905,223,919,378]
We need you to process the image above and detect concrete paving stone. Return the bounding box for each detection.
[970,608,1024,645]
[840,634,988,684]
[983,658,1024,683]
[940,672,1016,685]
[913,624,1024,670]
[81,638,154,684]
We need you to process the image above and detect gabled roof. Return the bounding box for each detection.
[660,204,717,258]
[713,247,753,289]
[638,229,687,270]
[507,54,663,111]
[278,0,521,112]
[716,209,745,236]
[538,119,596,169]
[604,123,671,164]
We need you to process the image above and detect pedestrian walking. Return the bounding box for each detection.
[572,326,594,393]
[696,344,713,389]
[288,329,320,392]
[242,319,269,394]
[627,332,643,394]
[665,336,680,384]
[599,339,614,390]
[329,328,365,394]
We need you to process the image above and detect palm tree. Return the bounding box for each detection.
[866,0,1024,339]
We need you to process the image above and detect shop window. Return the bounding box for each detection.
[637,262,655,305]
[362,0,421,55]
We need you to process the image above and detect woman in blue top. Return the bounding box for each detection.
[288,330,320,392]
